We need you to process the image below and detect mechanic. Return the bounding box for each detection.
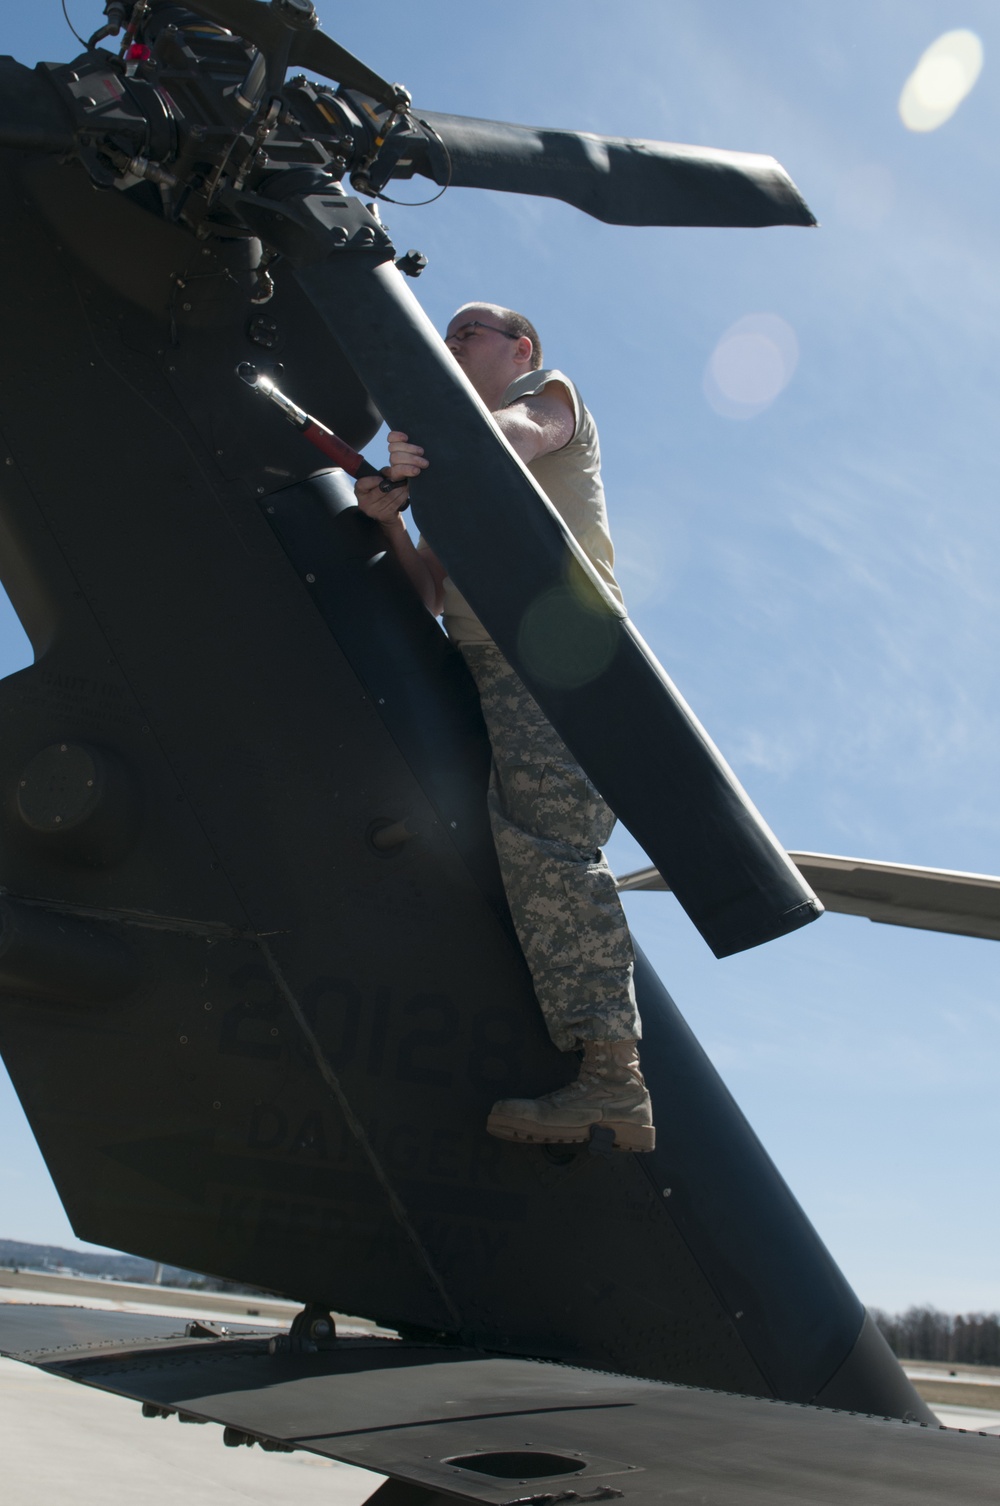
[355,304,654,1153]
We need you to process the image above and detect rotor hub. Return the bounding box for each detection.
[271,0,317,27]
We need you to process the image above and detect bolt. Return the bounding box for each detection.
[266,505,274,514]
[54,815,62,824]
[182,302,192,312]
[4,457,12,466]
[180,1036,188,1044]
[86,779,94,787]
[270,1028,278,1037]
[662,1187,672,1197]
[216,449,224,456]
[305,573,315,583]
[213,1101,222,1110]
[60,744,67,752]
[203,1002,213,1011]
[450,821,458,829]
[256,486,265,495]
[19,780,25,788]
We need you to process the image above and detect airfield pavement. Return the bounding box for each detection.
[1,1271,999,1505]
[0,1271,388,1506]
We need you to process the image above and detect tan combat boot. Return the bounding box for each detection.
[486,1040,655,1152]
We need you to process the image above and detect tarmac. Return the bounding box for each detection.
[2,1271,1000,1504]
[0,1271,387,1506]
[0,1356,385,1506]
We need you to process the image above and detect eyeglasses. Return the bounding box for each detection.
[446,320,519,343]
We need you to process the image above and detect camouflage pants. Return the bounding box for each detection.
[461,642,639,1053]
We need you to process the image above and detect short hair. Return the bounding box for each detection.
[454,302,544,370]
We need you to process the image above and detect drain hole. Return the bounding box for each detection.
[446,1451,586,1479]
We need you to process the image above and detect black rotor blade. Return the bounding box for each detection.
[0,58,74,153]
[411,111,816,228]
[286,248,821,957]
[180,1,402,106]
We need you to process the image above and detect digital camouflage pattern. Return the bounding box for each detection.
[461,642,639,1052]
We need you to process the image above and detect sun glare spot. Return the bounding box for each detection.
[899,29,984,133]
[703,314,799,421]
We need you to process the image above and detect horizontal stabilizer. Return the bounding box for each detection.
[0,1305,991,1505]
[617,852,1000,942]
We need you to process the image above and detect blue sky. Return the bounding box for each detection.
[1,2,997,1313]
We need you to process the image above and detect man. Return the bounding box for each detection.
[355,304,654,1153]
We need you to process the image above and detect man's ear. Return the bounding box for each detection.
[515,335,534,367]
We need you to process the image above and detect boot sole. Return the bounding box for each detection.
[486,1113,655,1153]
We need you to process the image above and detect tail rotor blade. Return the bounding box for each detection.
[409,111,815,228]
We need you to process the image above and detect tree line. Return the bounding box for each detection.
[873,1307,1000,1366]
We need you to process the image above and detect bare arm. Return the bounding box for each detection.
[355,434,444,615]
[385,382,575,478]
[376,511,446,616]
[491,381,576,462]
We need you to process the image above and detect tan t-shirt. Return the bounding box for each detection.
[418,369,625,644]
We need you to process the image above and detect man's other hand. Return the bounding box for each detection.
[355,431,429,526]
[355,469,409,525]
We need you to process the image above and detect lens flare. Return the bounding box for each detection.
[899,30,984,133]
[517,579,618,689]
[703,314,799,421]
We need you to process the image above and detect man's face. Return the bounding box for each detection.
[444,306,523,399]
